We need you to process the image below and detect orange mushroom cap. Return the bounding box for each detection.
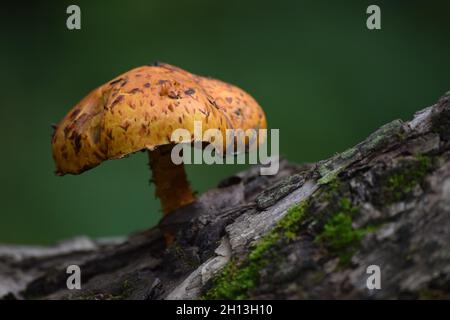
[51,63,267,175]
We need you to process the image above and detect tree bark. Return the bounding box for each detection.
[1,91,449,300]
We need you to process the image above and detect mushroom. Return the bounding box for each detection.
[51,63,266,219]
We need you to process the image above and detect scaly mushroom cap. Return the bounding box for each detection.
[52,63,267,175]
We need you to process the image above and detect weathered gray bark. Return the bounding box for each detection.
[1,91,449,300]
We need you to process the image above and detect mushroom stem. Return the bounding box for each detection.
[148,145,195,215]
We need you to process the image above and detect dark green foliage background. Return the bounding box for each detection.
[1,0,449,244]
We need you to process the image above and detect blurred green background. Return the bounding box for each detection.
[1,0,449,244]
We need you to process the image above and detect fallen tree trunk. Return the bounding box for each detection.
[1,91,449,300]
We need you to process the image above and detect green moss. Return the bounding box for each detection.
[167,243,200,269]
[278,202,308,240]
[203,201,309,299]
[419,288,448,300]
[310,271,326,285]
[316,156,433,266]
[316,198,375,266]
[381,155,433,204]
[247,232,278,262]
[317,213,364,265]
[202,259,263,300]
